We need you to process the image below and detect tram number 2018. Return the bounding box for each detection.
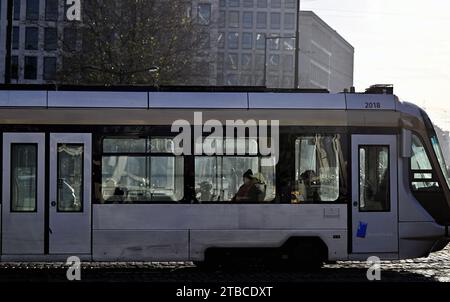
[365,102,382,109]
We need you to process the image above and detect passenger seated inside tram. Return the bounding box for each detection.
[106,187,126,204]
[300,170,321,202]
[231,169,266,203]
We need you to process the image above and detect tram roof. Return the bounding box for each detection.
[0,85,420,116]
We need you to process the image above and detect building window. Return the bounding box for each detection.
[283,54,294,72]
[256,12,267,29]
[243,11,253,28]
[255,54,265,71]
[270,12,281,29]
[227,32,239,49]
[101,138,184,204]
[268,54,280,69]
[44,27,57,51]
[13,0,21,20]
[229,11,239,28]
[12,27,20,50]
[243,0,254,7]
[241,53,252,70]
[26,0,40,21]
[25,27,39,50]
[271,0,281,8]
[294,135,343,203]
[284,13,295,30]
[219,11,226,28]
[285,0,296,9]
[198,3,211,25]
[45,0,58,21]
[220,0,226,7]
[268,36,280,50]
[226,53,239,70]
[256,33,265,49]
[257,0,268,8]
[24,56,38,79]
[63,27,77,51]
[217,32,225,48]
[228,0,240,7]
[43,57,57,80]
[11,56,19,79]
[242,32,253,49]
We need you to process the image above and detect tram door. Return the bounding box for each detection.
[2,133,46,254]
[1,133,91,255]
[351,135,398,254]
[49,133,91,254]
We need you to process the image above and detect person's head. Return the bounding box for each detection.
[243,169,254,183]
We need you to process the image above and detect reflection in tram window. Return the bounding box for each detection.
[194,156,276,203]
[359,146,390,212]
[411,134,440,191]
[57,144,83,212]
[101,137,183,203]
[11,144,37,212]
[194,138,275,203]
[294,135,341,203]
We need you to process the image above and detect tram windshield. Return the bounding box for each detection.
[431,131,450,190]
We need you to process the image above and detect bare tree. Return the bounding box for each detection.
[57,0,212,86]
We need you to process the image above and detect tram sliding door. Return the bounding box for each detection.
[2,133,45,254]
[351,135,398,254]
[49,133,91,254]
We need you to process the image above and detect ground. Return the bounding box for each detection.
[0,244,449,282]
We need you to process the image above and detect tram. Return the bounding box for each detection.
[0,85,449,267]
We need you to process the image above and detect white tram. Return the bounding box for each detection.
[0,86,449,267]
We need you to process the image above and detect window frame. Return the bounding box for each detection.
[100,136,184,204]
[409,132,443,193]
[10,143,38,213]
[357,144,391,213]
[57,143,84,213]
[293,134,345,204]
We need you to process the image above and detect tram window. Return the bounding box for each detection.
[57,144,83,212]
[294,135,341,203]
[411,134,440,191]
[11,144,37,212]
[194,138,276,203]
[101,137,183,203]
[359,146,390,212]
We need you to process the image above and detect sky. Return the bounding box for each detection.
[301,0,450,131]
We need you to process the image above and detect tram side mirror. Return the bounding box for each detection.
[401,128,412,158]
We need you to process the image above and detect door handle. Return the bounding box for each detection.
[353,201,358,207]
[51,201,56,207]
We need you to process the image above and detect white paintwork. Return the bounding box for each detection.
[351,135,399,254]
[248,93,346,109]
[47,91,148,108]
[0,91,47,107]
[149,92,248,108]
[345,94,396,110]
[93,230,189,261]
[2,133,45,254]
[92,204,347,261]
[0,90,422,114]
[93,204,347,230]
[49,133,92,254]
